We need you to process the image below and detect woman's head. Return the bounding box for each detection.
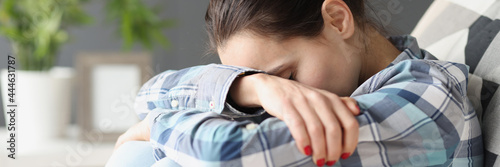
[205,0,387,96]
[206,0,372,50]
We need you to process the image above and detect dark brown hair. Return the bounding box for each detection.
[205,0,375,52]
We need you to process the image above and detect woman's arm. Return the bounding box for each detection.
[230,73,360,164]
[130,64,359,166]
[134,64,262,120]
[117,105,356,166]
[119,59,481,166]
[117,69,480,167]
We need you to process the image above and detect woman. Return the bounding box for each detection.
[109,0,483,166]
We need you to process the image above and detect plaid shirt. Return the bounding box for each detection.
[135,36,483,166]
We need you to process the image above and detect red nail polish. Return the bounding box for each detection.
[341,153,350,160]
[304,145,312,156]
[317,158,325,166]
[326,160,336,166]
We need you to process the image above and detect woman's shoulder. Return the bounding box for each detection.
[351,58,471,112]
[389,57,467,82]
[378,58,469,97]
[376,58,469,101]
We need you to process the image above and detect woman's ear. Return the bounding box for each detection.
[321,0,355,40]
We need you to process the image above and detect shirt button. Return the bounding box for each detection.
[209,101,215,109]
[246,123,258,130]
[171,100,179,108]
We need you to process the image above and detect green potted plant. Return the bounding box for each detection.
[0,0,92,71]
[105,0,174,51]
[0,0,174,152]
[0,0,92,154]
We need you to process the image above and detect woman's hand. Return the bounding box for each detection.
[114,117,151,151]
[230,73,360,166]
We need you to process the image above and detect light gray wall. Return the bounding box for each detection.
[370,0,434,35]
[0,0,433,127]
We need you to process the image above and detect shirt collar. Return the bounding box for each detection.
[386,35,436,67]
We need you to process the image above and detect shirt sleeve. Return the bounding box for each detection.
[147,108,316,166]
[139,60,482,166]
[345,60,483,166]
[135,65,315,166]
[134,64,265,120]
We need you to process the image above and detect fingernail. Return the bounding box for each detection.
[304,145,312,156]
[356,105,360,112]
[341,153,350,160]
[326,160,336,166]
[317,158,325,166]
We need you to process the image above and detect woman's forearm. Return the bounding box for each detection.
[228,73,265,108]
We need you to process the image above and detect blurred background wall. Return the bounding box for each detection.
[0,0,433,127]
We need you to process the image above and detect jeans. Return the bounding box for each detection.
[106,141,180,167]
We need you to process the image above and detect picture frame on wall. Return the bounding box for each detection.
[76,52,153,141]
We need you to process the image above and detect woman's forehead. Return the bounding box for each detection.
[218,33,290,68]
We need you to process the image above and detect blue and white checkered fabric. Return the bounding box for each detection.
[134,35,483,166]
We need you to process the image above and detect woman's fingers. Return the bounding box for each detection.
[294,95,327,166]
[114,119,151,151]
[281,104,312,157]
[254,75,361,164]
[340,97,360,115]
[313,94,342,166]
[332,96,360,160]
[114,134,126,150]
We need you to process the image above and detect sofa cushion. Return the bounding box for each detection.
[468,74,499,122]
